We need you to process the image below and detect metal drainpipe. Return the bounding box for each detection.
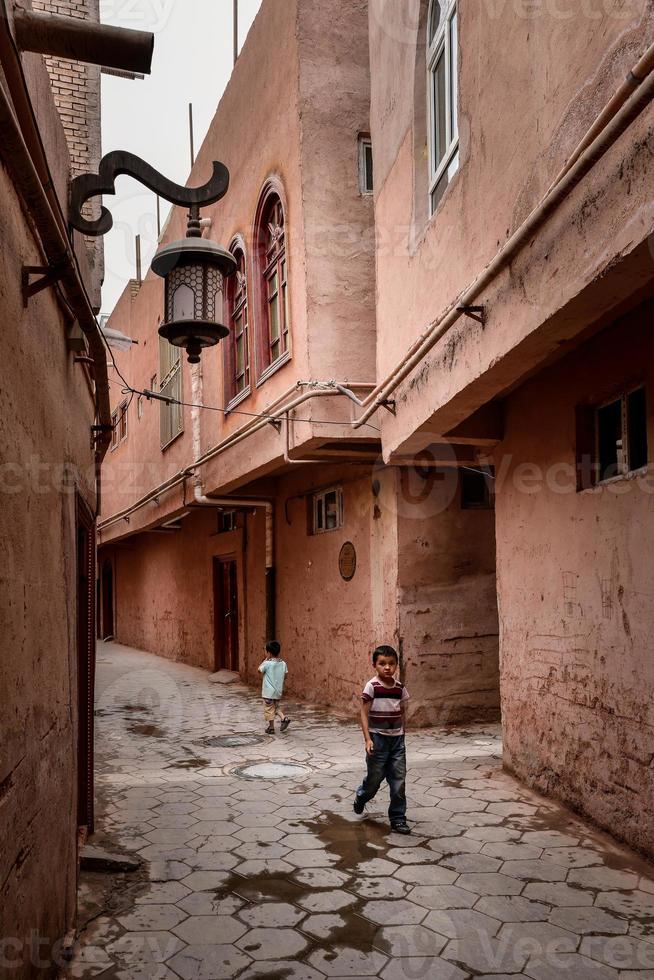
[189,361,276,640]
[353,53,654,429]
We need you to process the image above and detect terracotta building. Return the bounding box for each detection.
[366,0,654,858]
[99,0,654,861]
[0,2,145,975]
[98,0,500,726]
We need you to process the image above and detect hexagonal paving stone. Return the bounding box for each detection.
[379,924,447,957]
[380,956,468,980]
[441,852,502,873]
[238,902,306,928]
[386,847,442,865]
[192,807,233,821]
[501,859,568,882]
[349,876,411,899]
[135,881,191,905]
[234,826,286,843]
[443,934,528,974]
[235,859,296,877]
[176,891,245,916]
[168,944,251,979]
[148,860,192,882]
[293,868,351,888]
[181,871,232,892]
[438,797,488,813]
[550,906,628,935]
[237,961,325,980]
[65,942,115,978]
[475,895,550,922]
[298,889,357,914]
[301,912,347,939]
[497,921,578,956]
[233,813,284,828]
[481,841,543,862]
[524,882,595,906]
[595,888,654,918]
[580,935,654,970]
[409,885,478,910]
[106,931,185,964]
[361,900,428,926]
[423,908,501,939]
[394,864,458,885]
[284,849,339,868]
[523,951,618,980]
[355,858,399,876]
[466,826,521,843]
[521,831,579,848]
[186,853,241,873]
[117,904,187,932]
[568,867,640,891]
[457,873,524,896]
[541,846,602,869]
[195,835,240,853]
[172,914,247,945]
[234,842,290,861]
[146,829,198,845]
[308,946,388,976]
[236,927,309,961]
[427,836,485,856]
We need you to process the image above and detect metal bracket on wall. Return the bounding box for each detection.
[266,417,282,432]
[22,264,66,307]
[457,305,486,326]
[380,399,396,415]
[91,423,114,449]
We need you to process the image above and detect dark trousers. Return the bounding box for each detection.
[355,733,407,822]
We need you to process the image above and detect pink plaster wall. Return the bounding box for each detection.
[100,0,375,533]
[367,2,654,455]
[496,301,654,857]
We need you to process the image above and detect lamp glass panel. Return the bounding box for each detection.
[173,283,195,320]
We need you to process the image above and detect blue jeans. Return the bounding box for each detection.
[356,733,407,822]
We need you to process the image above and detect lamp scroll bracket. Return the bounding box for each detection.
[69,151,230,237]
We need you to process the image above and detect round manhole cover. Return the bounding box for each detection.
[235,762,311,780]
[202,734,265,748]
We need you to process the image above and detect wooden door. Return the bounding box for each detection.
[213,558,239,671]
[76,496,96,832]
[101,559,114,639]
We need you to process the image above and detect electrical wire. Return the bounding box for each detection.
[105,374,381,431]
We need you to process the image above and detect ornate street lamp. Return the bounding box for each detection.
[69,151,236,362]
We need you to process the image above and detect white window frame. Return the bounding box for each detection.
[358,135,373,195]
[427,0,459,214]
[312,487,344,535]
[159,338,183,450]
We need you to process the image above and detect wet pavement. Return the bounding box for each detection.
[63,641,654,980]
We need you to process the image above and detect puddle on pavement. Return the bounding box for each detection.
[166,757,211,769]
[211,812,393,958]
[127,723,165,738]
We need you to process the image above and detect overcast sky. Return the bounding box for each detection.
[100,0,263,316]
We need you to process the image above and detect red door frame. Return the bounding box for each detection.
[213,557,239,672]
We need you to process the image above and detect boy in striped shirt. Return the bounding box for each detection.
[353,645,411,835]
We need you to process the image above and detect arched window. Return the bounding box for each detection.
[254,185,290,377]
[427,0,459,213]
[224,242,250,401]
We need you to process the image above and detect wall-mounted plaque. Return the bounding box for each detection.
[339,541,357,581]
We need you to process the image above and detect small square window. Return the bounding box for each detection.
[217,510,238,534]
[578,385,648,489]
[461,468,494,509]
[358,136,373,195]
[312,487,344,534]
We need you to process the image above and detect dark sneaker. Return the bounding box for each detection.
[280,718,291,732]
[353,796,365,815]
[265,724,275,735]
[391,821,411,835]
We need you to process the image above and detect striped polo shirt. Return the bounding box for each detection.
[361,677,410,736]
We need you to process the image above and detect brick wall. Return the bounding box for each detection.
[32,0,103,303]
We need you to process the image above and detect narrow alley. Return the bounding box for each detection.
[65,643,654,980]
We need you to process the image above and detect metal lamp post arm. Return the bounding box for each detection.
[69,151,230,236]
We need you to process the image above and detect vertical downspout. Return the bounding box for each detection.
[190,361,276,643]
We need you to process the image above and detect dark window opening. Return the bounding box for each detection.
[461,468,494,509]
